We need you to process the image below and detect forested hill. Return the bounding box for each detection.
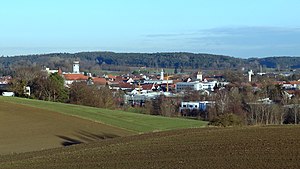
[0,52,300,73]
[249,56,300,69]
[0,52,245,71]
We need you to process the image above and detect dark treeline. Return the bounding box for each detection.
[1,52,300,75]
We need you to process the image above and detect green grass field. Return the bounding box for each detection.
[0,100,133,155]
[1,126,300,169]
[0,97,207,133]
[0,96,206,155]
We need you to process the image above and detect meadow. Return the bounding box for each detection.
[0,97,207,133]
[0,99,133,155]
[0,96,206,155]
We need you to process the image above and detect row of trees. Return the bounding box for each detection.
[188,82,300,126]
[10,67,68,102]
[9,67,120,109]
[69,82,121,109]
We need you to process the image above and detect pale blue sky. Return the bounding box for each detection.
[0,0,300,57]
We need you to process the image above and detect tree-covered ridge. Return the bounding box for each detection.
[95,52,245,69]
[0,52,244,72]
[248,56,300,69]
[1,52,300,74]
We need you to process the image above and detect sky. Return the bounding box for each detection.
[0,0,300,58]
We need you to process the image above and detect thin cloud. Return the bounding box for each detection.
[143,26,300,57]
[145,32,198,38]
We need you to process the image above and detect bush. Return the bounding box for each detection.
[209,114,243,127]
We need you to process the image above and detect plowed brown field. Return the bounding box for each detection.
[1,126,300,169]
[0,101,133,155]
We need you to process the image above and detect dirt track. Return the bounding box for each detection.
[0,101,133,155]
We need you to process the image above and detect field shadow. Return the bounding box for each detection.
[56,135,83,147]
[57,130,120,147]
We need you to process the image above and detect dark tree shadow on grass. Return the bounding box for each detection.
[56,135,83,147]
[57,130,120,147]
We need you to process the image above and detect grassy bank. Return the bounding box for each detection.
[0,97,207,133]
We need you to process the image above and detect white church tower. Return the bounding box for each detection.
[197,71,203,81]
[160,69,164,80]
[73,61,80,74]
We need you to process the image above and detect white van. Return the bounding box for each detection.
[2,92,15,97]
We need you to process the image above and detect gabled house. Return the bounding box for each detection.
[63,74,88,85]
[104,74,116,82]
[115,76,126,83]
[0,76,12,85]
[118,82,134,91]
[92,77,107,87]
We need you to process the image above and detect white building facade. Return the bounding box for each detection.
[176,81,217,92]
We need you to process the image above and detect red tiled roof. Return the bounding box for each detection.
[286,81,300,85]
[115,76,126,82]
[119,82,134,89]
[63,74,88,81]
[107,74,116,79]
[93,77,107,85]
[141,84,153,90]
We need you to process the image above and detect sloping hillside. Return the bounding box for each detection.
[0,100,133,155]
[1,97,207,133]
[0,97,206,154]
[1,126,300,169]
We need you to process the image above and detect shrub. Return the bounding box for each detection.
[209,113,243,127]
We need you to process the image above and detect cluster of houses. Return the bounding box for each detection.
[2,60,300,114]
[42,61,300,114]
[44,61,107,87]
[41,61,229,111]
[0,76,14,96]
[0,76,11,85]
